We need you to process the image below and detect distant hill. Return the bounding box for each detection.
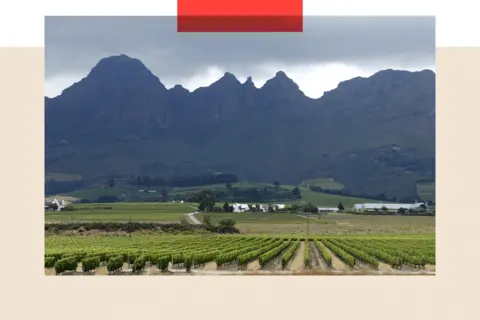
[45,54,435,199]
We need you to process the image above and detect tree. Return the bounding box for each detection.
[397,207,406,215]
[273,181,281,191]
[223,201,230,212]
[255,204,261,212]
[107,177,116,188]
[196,190,216,212]
[217,218,237,233]
[381,206,389,214]
[292,187,302,200]
[218,218,236,228]
[337,202,345,211]
[303,203,318,214]
[161,188,169,202]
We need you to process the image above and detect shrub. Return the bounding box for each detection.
[82,257,100,272]
[280,239,300,269]
[107,256,124,274]
[184,255,193,272]
[156,255,170,272]
[44,256,57,268]
[304,242,312,268]
[54,257,78,275]
[132,256,146,273]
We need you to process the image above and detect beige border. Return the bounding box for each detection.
[0,47,475,319]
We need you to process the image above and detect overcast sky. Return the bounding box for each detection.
[45,16,435,99]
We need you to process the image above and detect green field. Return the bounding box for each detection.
[417,182,435,203]
[45,200,435,235]
[45,233,435,275]
[300,177,345,190]
[197,211,435,235]
[53,179,379,207]
[66,187,126,200]
[45,202,193,222]
[197,212,329,224]
[163,182,374,207]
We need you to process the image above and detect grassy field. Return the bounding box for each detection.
[45,202,193,222]
[197,211,435,235]
[298,187,378,208]
[170,182,374,207]
[45,200,435,235]
[53,179,379,207]
[300,177,345,190]
[65,187,127,200]
[417,182,435,203]
[197,212,329,224]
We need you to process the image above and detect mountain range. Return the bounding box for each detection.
[45,54,435,199]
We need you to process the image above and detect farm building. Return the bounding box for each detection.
[317,207,339,213]
[352,202,427,213]
[258,204,285,212]
[259,205,269,212]
[45,198,68,211]
[232,203,250,213]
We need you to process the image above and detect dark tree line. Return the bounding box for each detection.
[131,172,239,188]
[185,186,298,203]
[45,179,85,195]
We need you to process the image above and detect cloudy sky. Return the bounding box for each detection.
[45,16,435,99]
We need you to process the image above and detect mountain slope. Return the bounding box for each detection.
[45,54,435,199]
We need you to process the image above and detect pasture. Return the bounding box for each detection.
[45,202,194,222]
[196,212,436,235]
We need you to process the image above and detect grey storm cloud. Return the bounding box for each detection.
[45,16,435,81]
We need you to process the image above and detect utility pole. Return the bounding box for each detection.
[306,211,310,241]
[202,204,206,240]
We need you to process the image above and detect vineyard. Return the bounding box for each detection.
[45,234,435,275]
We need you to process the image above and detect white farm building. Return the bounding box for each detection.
[258,204,285,212]
[232,203,250,213]
[317,207,339,213]
[45,198,68,211]
[352,202,427,213]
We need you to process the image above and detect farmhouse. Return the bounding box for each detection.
[232,203,250,213]
[317,207,339,213]
[352,202,427,213]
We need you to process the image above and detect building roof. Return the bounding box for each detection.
[233,203,249,208]
[353,203,426,210]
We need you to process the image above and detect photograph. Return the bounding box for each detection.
[44,15,435,276]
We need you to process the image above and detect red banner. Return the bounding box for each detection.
[177,0,303,32]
